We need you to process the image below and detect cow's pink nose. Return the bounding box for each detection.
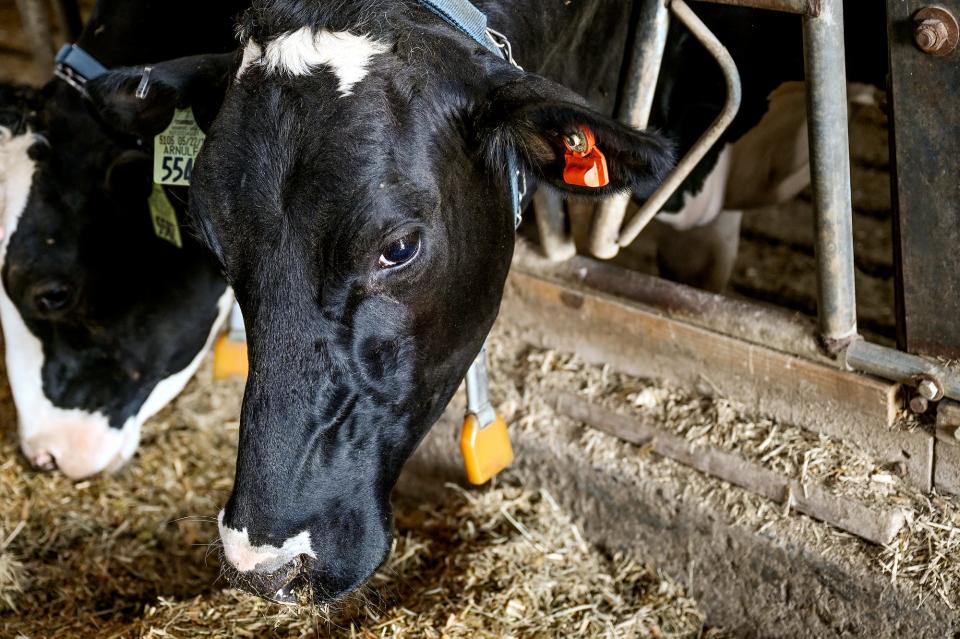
[28,450,57,472]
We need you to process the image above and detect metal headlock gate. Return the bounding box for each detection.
[517,0,960,493]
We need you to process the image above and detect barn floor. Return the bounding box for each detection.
[0,337,723,638]
[3,318,960,637]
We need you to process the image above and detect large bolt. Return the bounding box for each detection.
[916,19,948,51]
[917,378,942,401]
[914,7,959,56]
[910,394,929,414]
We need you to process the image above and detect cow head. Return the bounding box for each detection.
[88,2,672,603]
[0,77,230,480]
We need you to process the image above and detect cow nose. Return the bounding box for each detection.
[28,449,58,472]
[218,511,316,573]
[29,279,75,315]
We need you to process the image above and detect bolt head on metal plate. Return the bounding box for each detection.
[914,7,959,56]
[917,377,943,401]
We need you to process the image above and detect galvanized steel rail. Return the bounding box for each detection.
[616,0,743,248]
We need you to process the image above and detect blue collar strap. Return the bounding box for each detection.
[55,44,108,94]
[417,0,525,227]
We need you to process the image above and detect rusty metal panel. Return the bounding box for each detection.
[887,0,960,358]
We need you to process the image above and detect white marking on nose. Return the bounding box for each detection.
[256,28,389,95]
[218,511,316,573]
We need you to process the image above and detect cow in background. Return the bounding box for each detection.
[0,0,247,479]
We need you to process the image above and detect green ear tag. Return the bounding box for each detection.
[153,108,205,186]
[148,184,182,248]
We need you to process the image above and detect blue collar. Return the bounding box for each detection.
[417,0,525,227]
[54,44,108,94]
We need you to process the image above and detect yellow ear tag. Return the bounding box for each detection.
[460,413,514,485]
[213,334,249,379]
[214,303,249,379]
[153,108,205,186]
[148,183,182,248]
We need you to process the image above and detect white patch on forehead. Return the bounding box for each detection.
[236,39,263,80]
[218,511,317,573]
[0,127,36,259]
[252,27,388,95]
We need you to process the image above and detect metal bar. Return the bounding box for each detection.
[617,0,742,248]
[465,343,496,425]
[588,0,670,259]
[802,0,857,348]
[693,0,820,17]
[532,189,576,261]
[15,0,54,81]
[847,339,960,402]
[54,0,83,41]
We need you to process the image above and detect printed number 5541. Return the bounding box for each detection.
[160,156,194,183]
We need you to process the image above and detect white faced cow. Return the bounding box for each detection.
[0,0,249,479]
[89,0,885,604]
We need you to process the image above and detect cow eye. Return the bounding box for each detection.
[378,231,421,269]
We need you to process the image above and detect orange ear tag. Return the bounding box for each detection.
[562,126,609,188]
[461,413,514,485]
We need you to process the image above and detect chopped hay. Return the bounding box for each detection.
[485,324,960,611]
[0,353,713,637]
[3,320,960,634]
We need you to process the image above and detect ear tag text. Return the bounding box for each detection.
[153,108,204,186]
[148,183,182,248]
[562,126,609,188]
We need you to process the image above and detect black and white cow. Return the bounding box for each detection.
[89,0,886,603]
[0,0,248,479]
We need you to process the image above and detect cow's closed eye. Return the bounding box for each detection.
[378,230,421,270]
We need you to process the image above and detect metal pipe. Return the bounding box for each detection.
[803,0,858,347]
[533,189,576,262]
[693,0,820,17]
[15,0,54,81]
[589,0,670,259]
[617,0,742,248]
[847,339,960,402]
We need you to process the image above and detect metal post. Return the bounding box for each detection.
[802,0,858,348]
[694,0,820,16]
[532,189,576,261]
[617,0,742,247]
[588,0,670,259]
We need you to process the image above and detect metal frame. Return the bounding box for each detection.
[616,0,743,248]
[585,0,960,402]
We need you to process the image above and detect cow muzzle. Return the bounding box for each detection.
[19,412,139,479]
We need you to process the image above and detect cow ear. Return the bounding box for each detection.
[86,52,235,139]
[105,149,153,202]
[478,74,674,199]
